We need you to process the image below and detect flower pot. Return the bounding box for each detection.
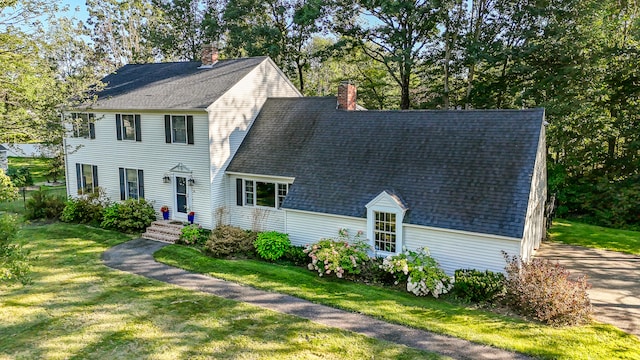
[187,214,194,224]
[162,211,169,220]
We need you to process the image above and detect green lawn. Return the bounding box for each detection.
[0,223,440,359]
[0,185,66,215]
[549,219,640,255]
[8,156,59,184]
[155,245,640,360]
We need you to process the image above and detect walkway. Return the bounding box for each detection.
[102,239,530,360]
[537,242,640,338]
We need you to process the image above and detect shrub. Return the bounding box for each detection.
[100,198,156,233]
[6,166,33,187]
[452,269,506,303]
[356,257,396,286]
[0,214,31,285]
[282,245,309,266]
[304,229,371,278]
[60,188,110,225]
[254,231,291,261]
[178,224,208,246]
[503,253,592,326]
[24,190,66,220]
[204,225,257,258]
[381,247,453,297]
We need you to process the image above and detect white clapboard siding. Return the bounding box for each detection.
[404,225,521,275]
[207,58,301,223]
[229,206,286,233]
[65,111,214,228]
[285,210,367,247]
[521,125,547,261]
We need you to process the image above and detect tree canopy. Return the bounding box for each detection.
[1,0,639,229]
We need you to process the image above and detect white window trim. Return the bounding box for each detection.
[366,192,407,257]
[242,178,292,210]
[78,163,96,195]
[123,168,140,200]
[120,114,137,141]
[170,115,189,144]
[70,112,94,138]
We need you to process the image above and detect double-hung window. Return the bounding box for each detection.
[164,115,194,144]
[75,163,98,195]
[116,114,141,141]
[118,168,144,200]
[374,212,397,253]
[70,113,95,139]
[238,179,291,209]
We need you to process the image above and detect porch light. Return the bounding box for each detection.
[162,174,171,183]
[188,176,195,186]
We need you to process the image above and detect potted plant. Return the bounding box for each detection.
[187,211,195,224]
[161,205,170,220]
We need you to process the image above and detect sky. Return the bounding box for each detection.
[59,0,88,22]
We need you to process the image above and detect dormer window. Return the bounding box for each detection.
[366,191,408,256]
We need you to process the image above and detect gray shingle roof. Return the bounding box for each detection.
[227,97,545,239]
[91,57,267,110]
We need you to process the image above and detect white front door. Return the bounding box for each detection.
[173,175,190,220]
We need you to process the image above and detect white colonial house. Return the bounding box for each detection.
[65,48,547,274]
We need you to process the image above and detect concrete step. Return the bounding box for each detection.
[141,220,185,244]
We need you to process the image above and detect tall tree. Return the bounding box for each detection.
[333,0,444,109]
[151,0,209,61]
[86,0,157,70]
[223,0,326,92]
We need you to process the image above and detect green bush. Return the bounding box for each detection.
[204,225,257,258]
[24,190,66,220]
[304,229,371,278]
[282,245,309,266]
[356,257,396,286]
[381,247,453,297]
[178,224,208,246]
[60,189,109,225]
[100,198,156,233]
[6,166,33,187]
[452,269,506,303]
[0,214,31,285]
[503,253,592,326]
[254,231,291,261]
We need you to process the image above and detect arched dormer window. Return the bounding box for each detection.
[366,190,408,257]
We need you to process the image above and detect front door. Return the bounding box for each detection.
[174,176,190,220]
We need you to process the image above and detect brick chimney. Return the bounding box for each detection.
[200,44,219,66]
[337,81,357,110]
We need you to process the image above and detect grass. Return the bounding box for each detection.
[1,156,66,216]
[549,219,640,255]
[0,223,440,360]
[7,156,59,184]
[155,245,640,360]
[0,186,66,216]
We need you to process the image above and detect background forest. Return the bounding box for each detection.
[1,0,639,229]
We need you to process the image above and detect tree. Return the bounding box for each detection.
[303,37,399,109]
[0,170,29,285]
[333,0,444,109]
[223,0,326,92]
[151,0,208,61]
[0,0,69,143]
[86,0,157,70]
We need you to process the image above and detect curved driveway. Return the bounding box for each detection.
[536,242,640,338]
